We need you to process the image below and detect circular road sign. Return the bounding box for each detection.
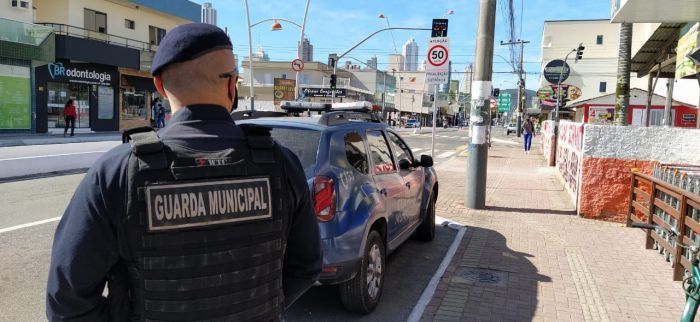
[543,59,570,84]
[427,45,449,67]
[292,58,304,72]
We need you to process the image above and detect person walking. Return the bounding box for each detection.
[150,96,160,127]
[523,118,535,154]
[156,100,165,128]
[63,99,76,137]
[46,23,322,321]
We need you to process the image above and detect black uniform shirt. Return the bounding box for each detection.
[46,105,322,321]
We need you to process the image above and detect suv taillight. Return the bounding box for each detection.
[313,176,336,222]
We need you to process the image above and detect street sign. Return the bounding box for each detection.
[301,87,346,98]
[543,59,570,84]
[291,59,304,72]
[431,18,448,37]
[497,93,511,112]
[425,37,450,85]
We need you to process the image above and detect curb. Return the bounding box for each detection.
[0,168,89,183]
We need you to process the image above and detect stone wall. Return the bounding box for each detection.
[579,125,700,221]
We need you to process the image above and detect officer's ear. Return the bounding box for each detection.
[153,76,168,99]
[228,76,238,111]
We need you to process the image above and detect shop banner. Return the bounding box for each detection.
[676,22,700,79]
[0,73,31,129]
[273,78,296,107]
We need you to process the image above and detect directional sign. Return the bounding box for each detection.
[291,58,304,72]
[425,37,450,85]
[497,93,511,112]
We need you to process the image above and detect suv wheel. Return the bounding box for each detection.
[415,193,436,241]
[339,231,385,313]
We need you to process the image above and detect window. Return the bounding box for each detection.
[599,81,607,93]
[84,8,107,33]
[125,19,135,30]
[149,26,167,45]
[596,35,604,45]
[11,0,29,9]
[367,130,395,174]
[386,132,414,165]
[343,132,369,174]
[268,128,321,175]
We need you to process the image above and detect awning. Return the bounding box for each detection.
[631,23,682,78]
[123,75,156,92]
[612,0,700,23]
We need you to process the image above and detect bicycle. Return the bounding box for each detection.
[631,223,700,322]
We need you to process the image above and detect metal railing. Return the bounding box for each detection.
[627,164,700,281]
[37,23,155,52]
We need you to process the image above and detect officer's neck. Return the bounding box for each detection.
[168,97,233,114]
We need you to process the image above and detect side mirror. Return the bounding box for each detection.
[398,158,411,170]
[420,155,433,167]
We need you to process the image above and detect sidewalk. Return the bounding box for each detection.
[422,136,685,321]
[0,131,120,147]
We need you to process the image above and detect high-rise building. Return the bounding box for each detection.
[201,2,217,26]
[366,56,378,70]
[402,37,419,71]
[388,54,404,72]
[298,37,313,62]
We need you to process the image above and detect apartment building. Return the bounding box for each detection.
[22,0,200,133]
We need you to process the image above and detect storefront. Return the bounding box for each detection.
[0,60,32,131]
[35,61,119,132]
[119,68,157,130]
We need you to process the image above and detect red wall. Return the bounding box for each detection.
[581,104,697,127]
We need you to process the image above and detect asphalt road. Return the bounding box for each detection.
[0,127,468,321]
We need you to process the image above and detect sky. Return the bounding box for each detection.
[192,0,613,91]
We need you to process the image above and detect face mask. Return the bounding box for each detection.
[228,77,239,112]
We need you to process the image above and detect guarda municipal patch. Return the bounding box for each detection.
[145,177,272,231]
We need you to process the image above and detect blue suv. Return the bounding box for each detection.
[236,103,438,313]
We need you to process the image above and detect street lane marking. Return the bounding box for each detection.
[491,138,519,145]
[411,148,422,152]
[0,151,107,162]
[407,216,466,322]
[0,216,61,234]
[437,151,455,158]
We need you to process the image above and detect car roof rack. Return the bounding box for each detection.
[318,110,383,126]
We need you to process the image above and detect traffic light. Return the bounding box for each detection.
[575,43,585,63]
[330,74,337,90]
[492,88,500,97]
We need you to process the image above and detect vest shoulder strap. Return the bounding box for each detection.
[240,124,276,164]
[123,127,168,171]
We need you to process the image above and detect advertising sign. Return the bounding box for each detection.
[273,78,296,107]
[675,22,700,79]
[97,86,114,120]
[543,59,570,84]
[46,61,117,86]
[0,71,31,129]
[425,37,450,85]
[301,87,346,98]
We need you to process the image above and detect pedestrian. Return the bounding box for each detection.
[523,117,535,154]
[156,100,165,128]
[46,23,322,321]
[150,96,160,126]
[62,99,76,137]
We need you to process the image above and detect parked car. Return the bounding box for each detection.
[405,119,420,128]
[236,102,438,313]
[506,123,517,135]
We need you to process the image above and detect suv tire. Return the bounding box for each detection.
[339,230,385,313]
[415,193,436,241]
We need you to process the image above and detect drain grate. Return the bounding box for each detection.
[452,268,507,287]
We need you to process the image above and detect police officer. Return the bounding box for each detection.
[46,23,322,321]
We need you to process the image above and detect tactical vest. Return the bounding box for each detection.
[118,126,286,322]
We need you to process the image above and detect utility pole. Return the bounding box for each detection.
[500,39,529,137]
[613,23,632,126]
[465,0,496,209]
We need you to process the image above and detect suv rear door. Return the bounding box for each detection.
[366,129,408,243]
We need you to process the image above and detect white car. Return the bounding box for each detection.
[506,123,517,135]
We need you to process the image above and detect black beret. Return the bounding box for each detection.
[151,23,232,76]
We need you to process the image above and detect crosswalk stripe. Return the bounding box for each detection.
[411,148,422,152]
[437,151,456,158]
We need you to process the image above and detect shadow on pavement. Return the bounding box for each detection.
[487,206,576,216]
[285,224,458,321]
[442,225,552,321]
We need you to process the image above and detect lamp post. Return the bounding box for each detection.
[552,48,576,164]
[243,0,311,110]
[377,14,398,54]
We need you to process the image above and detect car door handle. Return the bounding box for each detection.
[405,182,411,189]
[380,188,388,196]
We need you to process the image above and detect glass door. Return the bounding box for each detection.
[47,82,90,128]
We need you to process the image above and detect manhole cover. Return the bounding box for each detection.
[452,268,507,287]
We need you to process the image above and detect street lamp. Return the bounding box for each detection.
[377,13,398,54]
[243,0,311,111]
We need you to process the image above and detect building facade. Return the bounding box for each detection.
[298,37,313,62]
[366,56,378,70]
[402,37,419,71]
[388,54,404,72]
[15,0,201,133]
[201,2,216,25]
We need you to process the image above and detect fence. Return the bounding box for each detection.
[627,164,700,281]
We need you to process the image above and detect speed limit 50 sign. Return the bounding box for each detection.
[425,37,449,85]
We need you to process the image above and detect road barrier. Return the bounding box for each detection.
[627,164,700,281]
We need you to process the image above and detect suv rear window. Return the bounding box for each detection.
[268,128,321,175]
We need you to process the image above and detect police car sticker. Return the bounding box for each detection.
[145,177,272,231]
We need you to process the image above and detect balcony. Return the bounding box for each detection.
[0,17,55,62]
